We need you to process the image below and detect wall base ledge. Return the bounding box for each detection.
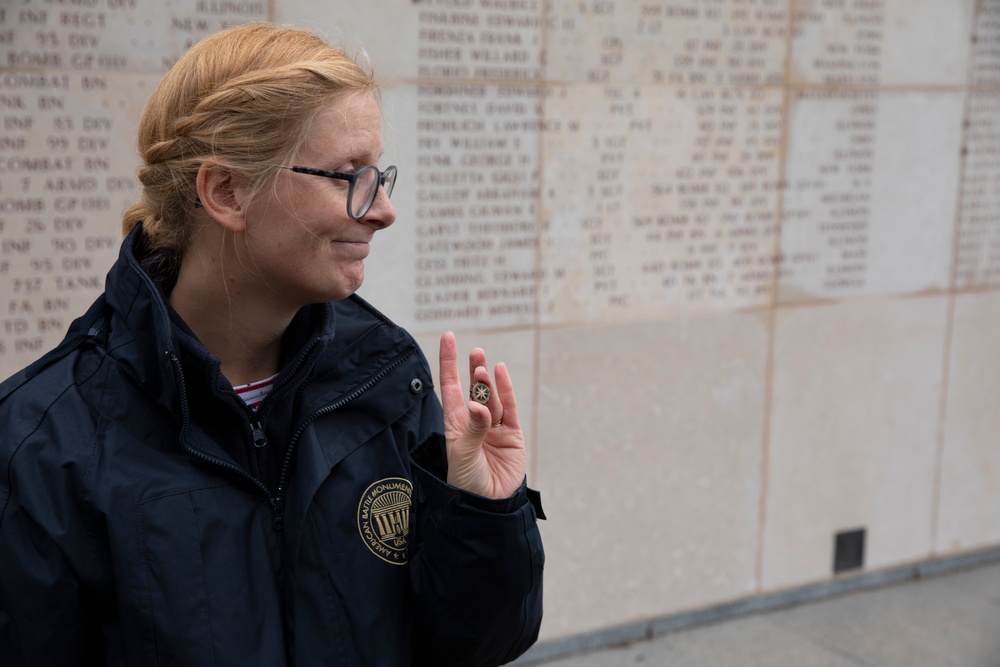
[513,544,1000,665]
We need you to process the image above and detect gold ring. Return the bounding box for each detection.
[491,420,503,429]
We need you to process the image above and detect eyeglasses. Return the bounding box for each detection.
[279,164,397,220]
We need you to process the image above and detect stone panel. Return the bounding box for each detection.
[0,71,153,371]
[762,297,947,590]
[535,314,767,637]
[540,83,783,323]
[936,291,1000,553]
[778,91,964,301]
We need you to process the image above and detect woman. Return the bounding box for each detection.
[0,23,544,666]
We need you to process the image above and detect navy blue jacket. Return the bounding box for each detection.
[0,226,544,666]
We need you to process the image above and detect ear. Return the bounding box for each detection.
[196,160,247,233]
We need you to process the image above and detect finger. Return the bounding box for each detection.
[464,399,493,435]
[468,347,487,386]
[439,332,466,414]
[492,362,521,430]
[468,346,500,421]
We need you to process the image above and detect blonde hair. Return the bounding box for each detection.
[123,23,378,263]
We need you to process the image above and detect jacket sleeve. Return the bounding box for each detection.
[0,454,107,665]
[0,364,112,666]
[407,394,545,667]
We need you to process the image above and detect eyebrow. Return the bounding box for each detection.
[335,150,386,167]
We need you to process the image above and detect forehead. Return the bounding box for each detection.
[299,93,383,162]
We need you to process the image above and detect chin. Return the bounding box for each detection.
[329,273,365,302]
[352,266,366,290]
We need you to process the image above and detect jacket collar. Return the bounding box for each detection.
[104,224,337,434]
[103,224,184,413]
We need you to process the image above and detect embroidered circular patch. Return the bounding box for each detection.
[357,477,413,565]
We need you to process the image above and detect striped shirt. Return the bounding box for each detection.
[233,374,278,410]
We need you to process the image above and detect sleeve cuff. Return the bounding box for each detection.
[410,437,546,517]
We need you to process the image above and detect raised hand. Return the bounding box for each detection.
[438,331,526,499]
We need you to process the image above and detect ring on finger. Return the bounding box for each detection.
[470,382,491,404]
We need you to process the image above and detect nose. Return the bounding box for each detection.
[362,183,395,230]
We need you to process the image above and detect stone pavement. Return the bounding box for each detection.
[526,561,1000,667]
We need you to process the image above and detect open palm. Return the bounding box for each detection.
[439,332,527,499]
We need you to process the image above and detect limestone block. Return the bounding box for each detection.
[762,297,947,589]
[535,313,768,638]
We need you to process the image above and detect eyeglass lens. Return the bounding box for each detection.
[350,165,397,219]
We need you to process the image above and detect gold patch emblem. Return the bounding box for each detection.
[357,477,412,565]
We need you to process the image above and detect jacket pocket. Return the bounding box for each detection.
[137,486,286,667]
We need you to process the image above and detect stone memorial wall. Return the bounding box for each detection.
[3,0,1000,650]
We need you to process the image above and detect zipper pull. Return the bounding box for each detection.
[272,493,285,531]
[251,420,268,448]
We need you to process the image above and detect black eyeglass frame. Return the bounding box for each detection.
[279,164,397,220]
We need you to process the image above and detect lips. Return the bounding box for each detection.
[333,234,374,245]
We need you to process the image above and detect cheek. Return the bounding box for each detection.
[271,216,327,252]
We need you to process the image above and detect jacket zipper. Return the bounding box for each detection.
[170,347,415,532]
[241,337,322,529]
[269,349,415,532]
[250,420,267,448]
[168,351,275,502]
